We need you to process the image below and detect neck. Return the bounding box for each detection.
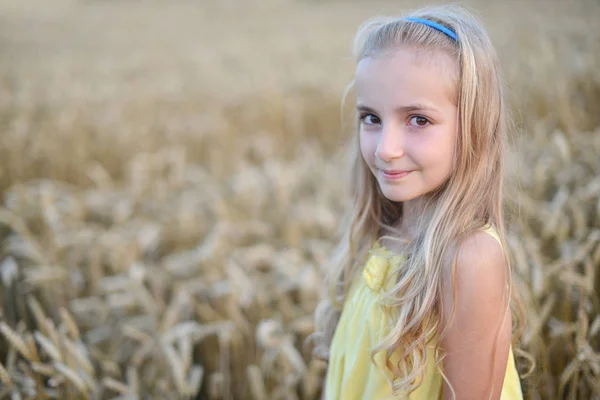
[399,195,429,239]
[379,195,431,252]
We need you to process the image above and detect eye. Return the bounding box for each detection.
[408,116,431,127]
[359,113,381,125]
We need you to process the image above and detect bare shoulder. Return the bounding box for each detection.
[454,229,506,279]
[441,229,508,320]
[458,231,505,272]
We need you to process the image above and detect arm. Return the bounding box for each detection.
[440,231,512,400]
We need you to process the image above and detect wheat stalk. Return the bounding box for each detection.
[0,323,34,362]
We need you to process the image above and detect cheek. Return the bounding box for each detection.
[359,131,376,164]
[415,129,456,169]
[430,129,457,171]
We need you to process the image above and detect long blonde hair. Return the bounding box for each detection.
[311,4,526,398]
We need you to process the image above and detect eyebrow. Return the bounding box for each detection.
[356,103,440,114]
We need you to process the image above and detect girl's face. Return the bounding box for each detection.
[356,46,459,203]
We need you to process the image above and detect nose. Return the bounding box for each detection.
[375,122,405,162]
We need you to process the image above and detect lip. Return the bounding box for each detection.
[380,169,413,180]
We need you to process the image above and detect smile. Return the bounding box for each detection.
[380,169,413,180]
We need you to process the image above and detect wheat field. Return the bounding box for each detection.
[0,0,599,399]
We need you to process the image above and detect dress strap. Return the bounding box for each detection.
[480,223,503,251]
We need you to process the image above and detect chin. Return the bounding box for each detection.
[379,187,419,203]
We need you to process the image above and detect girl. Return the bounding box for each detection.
[311,4,525,400]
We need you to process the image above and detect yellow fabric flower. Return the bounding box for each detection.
[362,254,389,291]
[362,242,405,291]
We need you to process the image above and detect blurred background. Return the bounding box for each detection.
[0,0,599,399]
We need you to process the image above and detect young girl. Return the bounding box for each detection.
[311,5,524,400]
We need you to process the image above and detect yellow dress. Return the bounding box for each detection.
[325,226,523,399]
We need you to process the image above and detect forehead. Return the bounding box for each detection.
[355,46,459,106]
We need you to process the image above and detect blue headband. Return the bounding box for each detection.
[404,17,458,42]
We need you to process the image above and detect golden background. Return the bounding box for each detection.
[0,0,599,399]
